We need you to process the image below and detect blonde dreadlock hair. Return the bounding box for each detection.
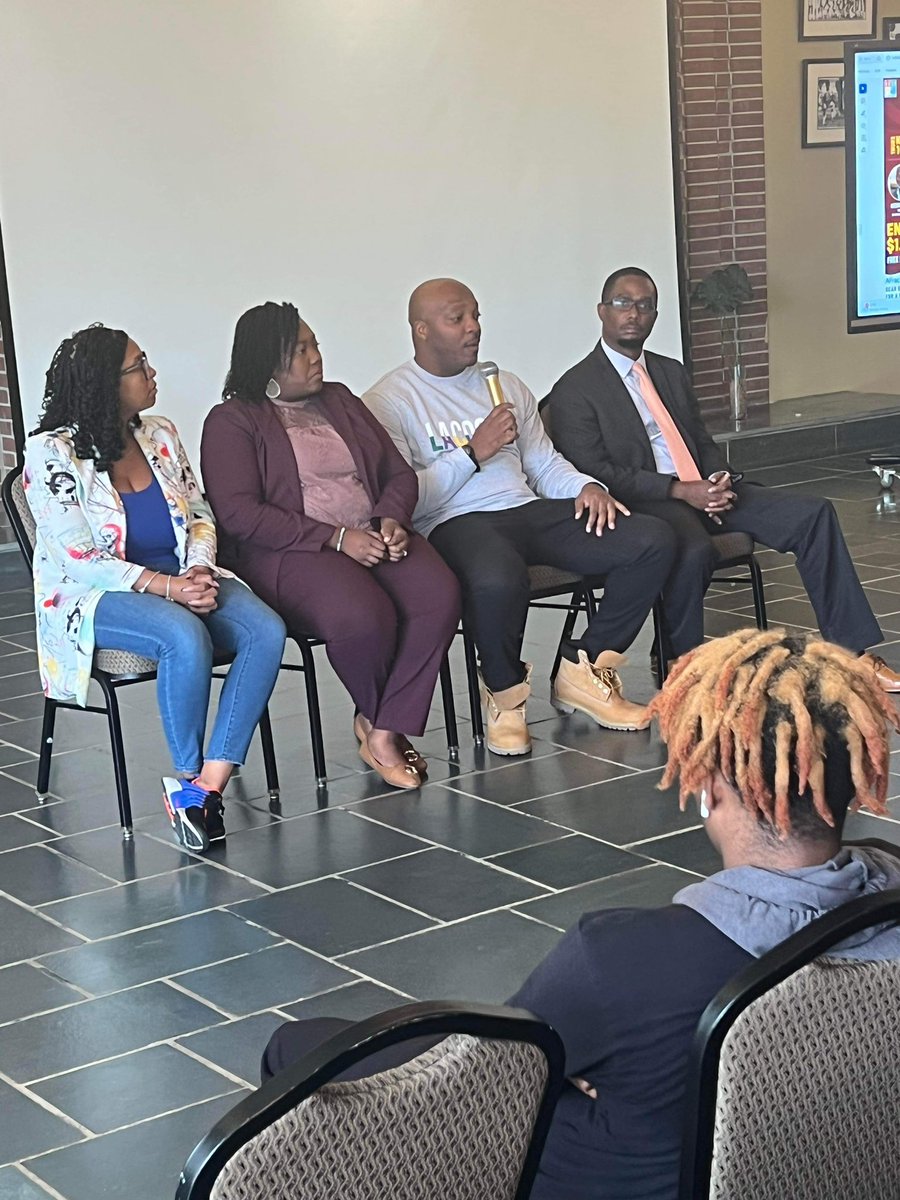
[648,629,900,837]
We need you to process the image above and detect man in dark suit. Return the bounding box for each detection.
[542,266,900,690]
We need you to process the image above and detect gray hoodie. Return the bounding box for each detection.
[674,846,900,960]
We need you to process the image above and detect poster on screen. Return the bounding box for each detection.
[800,0,877,40]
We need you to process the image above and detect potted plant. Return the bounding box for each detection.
[691,263,754,422]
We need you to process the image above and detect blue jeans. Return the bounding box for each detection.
[94,578,286,775]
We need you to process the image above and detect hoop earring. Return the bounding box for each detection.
[265,377,281,400]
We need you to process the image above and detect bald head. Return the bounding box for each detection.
[407,278,482,377]
[408,278,474,324]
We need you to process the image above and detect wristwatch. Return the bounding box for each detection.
[461,442,481,473]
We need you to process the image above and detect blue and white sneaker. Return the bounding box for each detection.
[203,791,226,844]
[162,777,211,853]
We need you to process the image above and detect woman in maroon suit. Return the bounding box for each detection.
[201,302,460,789]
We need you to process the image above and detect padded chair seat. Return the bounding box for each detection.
[710,531,755,564]
[527,565,583,592]
[93,649,159,676]
[93,647,240,678]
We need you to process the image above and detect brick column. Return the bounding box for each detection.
[671,0,769,420]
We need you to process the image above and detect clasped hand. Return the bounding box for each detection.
[338,518,410,567]
[672,473,736,526]
[175,565,219,612]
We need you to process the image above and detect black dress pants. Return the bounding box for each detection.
[634,484,882,657]
[429,499,676,692]
[261,1017,441,1084]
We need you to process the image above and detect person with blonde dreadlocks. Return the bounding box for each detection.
[506,628,900,1200]
[259,629,900,1198]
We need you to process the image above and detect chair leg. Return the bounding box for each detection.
[258,706,280,803]
[95,676,134,839]
[463,630,484,746]
[749,557,768,630]
[652,599,668,686]
[439,655,459,757]
[298,641,328,788]
[36,698,58,799]
[551,589,583,683]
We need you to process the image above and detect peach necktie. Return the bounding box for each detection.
[631,361,701,482]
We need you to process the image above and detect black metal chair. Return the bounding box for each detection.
[177,1000,565,1200]
[460,534,768,743]
[652,529,768,684]
[276,633,459,789]
[679,878,900,1200]
[461,564,597,746]
[2,464,280,838]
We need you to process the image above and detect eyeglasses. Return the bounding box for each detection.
[120,351,151,379]
[603,297,657,314]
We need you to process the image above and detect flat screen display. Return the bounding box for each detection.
[847,42,900,331]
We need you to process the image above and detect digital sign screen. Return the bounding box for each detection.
[847,42,900,332]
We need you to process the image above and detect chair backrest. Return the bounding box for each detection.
[680,887,900,1200]
[1,465,36,567]
[177,1001,565,1200]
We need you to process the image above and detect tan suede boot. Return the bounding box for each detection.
[552,650,650,731]
[480,665,533,756]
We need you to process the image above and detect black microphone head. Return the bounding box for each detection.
[478,360,499,379]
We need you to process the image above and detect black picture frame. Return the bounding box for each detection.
[883,16,900,40]
[800,0,877,41]
[802,58,846,147]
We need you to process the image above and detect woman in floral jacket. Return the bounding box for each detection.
[24,324,285,852]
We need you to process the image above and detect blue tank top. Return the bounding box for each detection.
[120,475,180,574]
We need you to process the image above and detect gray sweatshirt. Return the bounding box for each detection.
[363,359,600,538]
[674,846,900,960]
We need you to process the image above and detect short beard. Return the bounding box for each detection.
[618,335,645,351]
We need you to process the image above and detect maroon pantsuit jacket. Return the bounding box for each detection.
[200,383,419,607]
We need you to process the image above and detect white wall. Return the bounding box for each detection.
[0,0,680,467]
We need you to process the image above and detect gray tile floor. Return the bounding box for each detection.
[3,450,900,1198]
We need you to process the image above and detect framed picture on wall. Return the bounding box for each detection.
[883,16,900,39]
[800,1,877,40]
[802,59,846,146]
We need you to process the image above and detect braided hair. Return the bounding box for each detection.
[222,302,301,403]
[37,324,129,473]
[648,629,900,840]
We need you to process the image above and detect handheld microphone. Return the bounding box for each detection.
[478,361,506,408]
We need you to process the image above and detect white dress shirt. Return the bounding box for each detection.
[599,339,676,476]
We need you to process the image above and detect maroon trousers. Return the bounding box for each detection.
[272,534,460,736]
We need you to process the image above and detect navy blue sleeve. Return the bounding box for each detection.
[508,922,601,1076]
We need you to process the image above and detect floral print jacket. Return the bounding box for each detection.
[23,415,216,706]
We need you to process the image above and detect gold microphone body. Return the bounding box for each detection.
[478,360,506,407]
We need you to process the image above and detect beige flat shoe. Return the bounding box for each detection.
[354,714,427,774]
[358,736,422,790]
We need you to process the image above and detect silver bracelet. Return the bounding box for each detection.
[138,570,161,595]
[335,526,347,554]
[165,575,174,602]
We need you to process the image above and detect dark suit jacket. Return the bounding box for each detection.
[541,341,728,507]
[200,382,418,602]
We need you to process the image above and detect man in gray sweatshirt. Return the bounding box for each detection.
[363,278,680,756]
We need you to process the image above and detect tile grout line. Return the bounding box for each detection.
[168,1040,257,1091]
[0,1065,95,1144]
[13,1163,66,1199]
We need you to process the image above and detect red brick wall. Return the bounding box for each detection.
[672,0,769,419]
